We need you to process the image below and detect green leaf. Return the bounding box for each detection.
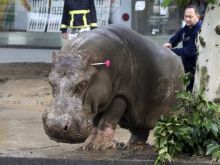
[203,119,211,132]
[159,147,168,154]
[165,123,173,126]
[192,112,200,124]
[175,143,183,152]
[208,0,216,4]
[211,123,219,137]
[160,131,168,137]
[206,143,220,155]
[168,129,173,134]
[164,153,173,162]
[159,137,168,147]
[212,151,220,162]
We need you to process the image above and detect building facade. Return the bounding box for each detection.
[0,0,187,49]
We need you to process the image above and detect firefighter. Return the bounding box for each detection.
[60,0,97,40]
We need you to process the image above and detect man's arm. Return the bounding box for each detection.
[163,28,183,48]
[171,44,197,57]
[169,29,183,48]
[172,30,198,57]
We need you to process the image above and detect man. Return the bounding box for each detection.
[60,0,97,40]
[163,5,202,92]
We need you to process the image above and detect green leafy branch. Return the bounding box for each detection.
[153,74,220,165]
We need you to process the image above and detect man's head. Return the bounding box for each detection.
[184,5,200,27]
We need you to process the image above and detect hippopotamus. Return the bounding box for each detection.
[42,24,184,150]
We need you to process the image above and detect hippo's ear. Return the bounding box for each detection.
[79,49,98,65]
[52,51,59,66]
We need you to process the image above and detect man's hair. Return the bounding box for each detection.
[186,5,200,15]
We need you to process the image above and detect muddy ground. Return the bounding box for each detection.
[0,63,52,111]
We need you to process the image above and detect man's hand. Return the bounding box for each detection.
[163,43,172,48]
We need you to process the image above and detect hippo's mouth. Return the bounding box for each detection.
[44,124,88,144]
[42,113,92,144]
[48,132,86,144]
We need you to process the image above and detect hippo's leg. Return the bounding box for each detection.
[127,128,150,150]
[81,97,126,150]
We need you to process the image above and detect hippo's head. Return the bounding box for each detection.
[42,41,112,143]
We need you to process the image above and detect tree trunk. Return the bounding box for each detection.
[194,0,220,104]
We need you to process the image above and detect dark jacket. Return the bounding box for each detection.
[169,21,202,74]
[169,21,202,57]
[60,0,97,33]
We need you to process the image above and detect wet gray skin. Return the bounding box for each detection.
[42,24,184,149]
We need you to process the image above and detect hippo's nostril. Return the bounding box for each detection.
[63,122,69,132]
[86,121,90,128]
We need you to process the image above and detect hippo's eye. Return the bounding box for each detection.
[74,81,87,94]
[49,80,57,88]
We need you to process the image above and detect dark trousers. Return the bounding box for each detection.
[181,56,197,92]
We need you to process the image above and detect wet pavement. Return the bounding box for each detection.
[0,106,217,165]
[0,106,156,164]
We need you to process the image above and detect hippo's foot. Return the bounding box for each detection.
[80,128,119,150]
[125,129,149,151]
[125,140,148,151]
[81,139,117,150]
